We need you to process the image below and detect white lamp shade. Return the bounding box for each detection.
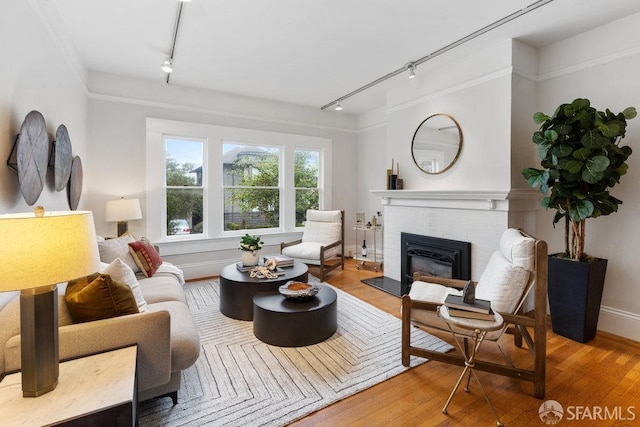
[0,210,100,291]
[105,198,142,222]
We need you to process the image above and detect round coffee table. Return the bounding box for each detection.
[253,285,338,347]
[219,261,308,320]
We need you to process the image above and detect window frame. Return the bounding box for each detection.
[146,118,332,246]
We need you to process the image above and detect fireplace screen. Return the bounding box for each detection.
[401,233,471,294]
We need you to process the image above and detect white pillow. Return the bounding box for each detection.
[97,234,140,273]
[100,258,148,312]
[475,251,529,313]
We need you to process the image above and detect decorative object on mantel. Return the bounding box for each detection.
[411,113,463,175]
[67,155,83,210]
[239,233,263,267]
[6,111,49,205]
[53,124,73,192]
[386,158,402,189]
[522,98,636,343]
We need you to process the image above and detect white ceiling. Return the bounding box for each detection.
[44,0,640,115]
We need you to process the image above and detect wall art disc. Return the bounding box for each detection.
[16,110,49,205]
[54,124,73,191]
[67,155,83,210]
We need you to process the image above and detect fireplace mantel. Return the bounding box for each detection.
[370,189,539,211]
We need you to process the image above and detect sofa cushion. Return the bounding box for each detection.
[65,273,139,323]
[129,241,163,278]
[98,234,140,273]
[100,258,148,312]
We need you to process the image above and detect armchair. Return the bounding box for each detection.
[401,228,548,398]
[281,210,344,282]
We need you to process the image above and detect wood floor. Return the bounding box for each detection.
[288,259,640,426]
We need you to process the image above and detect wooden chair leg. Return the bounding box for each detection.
[401,295,411,367]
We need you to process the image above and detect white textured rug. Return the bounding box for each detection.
[138,279,452,426]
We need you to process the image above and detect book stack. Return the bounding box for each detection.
[264,255,294,268]
[444,294,495,320]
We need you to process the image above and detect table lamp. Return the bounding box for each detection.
[0,208,100,397]
[105,197,142,236]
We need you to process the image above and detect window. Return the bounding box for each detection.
[165,138,204,236]
[223,143,280,231]
[146,119,332,243]
[294,148,320,226]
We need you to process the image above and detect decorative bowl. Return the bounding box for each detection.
[278,281,319,300]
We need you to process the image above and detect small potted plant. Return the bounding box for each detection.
[239,234,263,266]
[522,98,636,342]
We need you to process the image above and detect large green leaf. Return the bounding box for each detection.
[532,131,546,145]
[623,107,637,119]
[537,142,551,159]
[582,167,605,184]
[598,121,622,138]
[569,200,594,221]
[552,144,573,158]
[556,123,572,135]
[544,129,558,142]
[581,130,610,148]
[533,112,550,124]
[563,159,584,174]
[572,147,591,161]
[586,155,610,173]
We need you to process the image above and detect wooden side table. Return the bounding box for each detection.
[0,346,138,426]
[438,305,505,427]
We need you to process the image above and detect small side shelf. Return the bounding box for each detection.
[354,224,383,271]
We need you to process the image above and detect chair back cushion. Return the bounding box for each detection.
[301,210,342,245]
[476,251,530,314]
[499,228,535,271]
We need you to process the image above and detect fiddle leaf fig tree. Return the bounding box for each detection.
[522,98,636,261]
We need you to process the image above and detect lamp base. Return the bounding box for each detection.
[117,221,128,237]
[20,285,59,397]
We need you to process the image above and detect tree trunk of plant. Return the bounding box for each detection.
[564,216,570,256]
[569,219,586,261]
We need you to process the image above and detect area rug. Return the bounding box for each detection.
[138,279,452,426]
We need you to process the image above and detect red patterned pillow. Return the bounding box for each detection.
[128,241,163,277]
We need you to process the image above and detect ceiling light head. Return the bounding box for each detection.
[408,63,416,79]
[335,100,343,111]
[161,58,173,73]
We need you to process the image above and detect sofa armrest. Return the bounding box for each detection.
[5,311,172,393]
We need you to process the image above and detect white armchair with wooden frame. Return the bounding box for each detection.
[401,228,548,399]
[281,210,344,282]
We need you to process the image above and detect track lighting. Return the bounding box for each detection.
[320,0,554,110]
[161,58,173,73]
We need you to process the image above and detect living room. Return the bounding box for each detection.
[2,0,640,424]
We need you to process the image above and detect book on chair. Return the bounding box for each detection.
[446,307,496,321]
[444,294,492,314]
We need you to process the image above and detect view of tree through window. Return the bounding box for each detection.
[165,138,204,236]
[295,148,320,226]
[223,143,280,230]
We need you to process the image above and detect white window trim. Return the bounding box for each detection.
[146,118,332,248]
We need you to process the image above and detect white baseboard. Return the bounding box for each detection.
[598,305,640,342]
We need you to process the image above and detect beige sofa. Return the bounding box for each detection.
[0,262,200,404]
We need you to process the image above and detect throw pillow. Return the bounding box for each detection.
[65,273,139,323]
[100,258,148,312]
[97,234,140,273]
[128,240,163,277]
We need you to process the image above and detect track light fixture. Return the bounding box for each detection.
[408,63,416,79]
[161,58,173,73]
[320,0,554,111]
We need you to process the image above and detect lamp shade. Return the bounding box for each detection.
[0,210,100,291]
[105,198,142,223]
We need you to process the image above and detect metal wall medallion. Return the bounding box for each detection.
[54,124,73,191]
[16,111,49,205]
[67,156,83,210]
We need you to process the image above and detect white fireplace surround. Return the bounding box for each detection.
[370,189,539,284]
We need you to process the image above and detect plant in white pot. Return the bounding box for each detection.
[522,98,636,342]
[239,233,263,267]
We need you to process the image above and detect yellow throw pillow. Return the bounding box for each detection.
[65,273,139,323]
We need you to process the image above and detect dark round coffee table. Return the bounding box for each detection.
[219,261,308,320]
[252,285,338,347]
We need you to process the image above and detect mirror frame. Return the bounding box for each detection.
[411,113,463,175]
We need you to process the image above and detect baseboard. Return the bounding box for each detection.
[598,305,640,342]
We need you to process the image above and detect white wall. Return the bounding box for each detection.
[0,1,89,214]
[86,72,359,278]
[535,13,640,340]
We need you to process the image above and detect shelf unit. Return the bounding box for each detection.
[354,224,383,271]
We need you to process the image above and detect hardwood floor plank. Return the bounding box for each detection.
[286,259,640,426]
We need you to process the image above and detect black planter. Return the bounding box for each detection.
[547,255,608,343]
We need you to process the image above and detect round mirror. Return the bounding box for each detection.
[411,113,462,174]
